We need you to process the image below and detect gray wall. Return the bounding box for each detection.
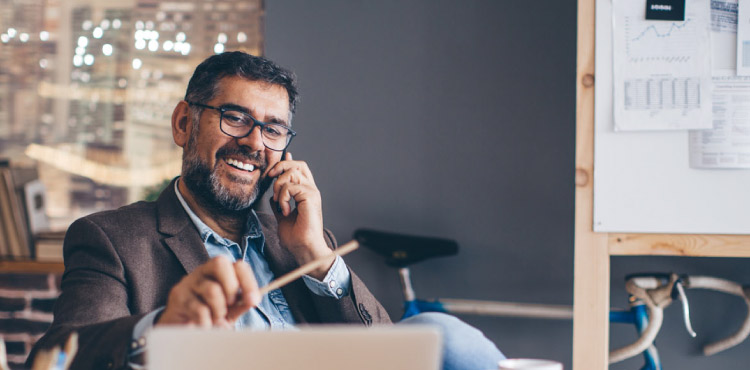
[265,1,750,369]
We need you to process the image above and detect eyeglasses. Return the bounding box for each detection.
[186,101,296,151]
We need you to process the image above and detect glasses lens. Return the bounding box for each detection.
[260,123,292,151]
[221,110,252,137]
[220,110,291,151]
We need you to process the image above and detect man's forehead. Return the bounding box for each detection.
[215,76,289,103]
[213,76,291,122]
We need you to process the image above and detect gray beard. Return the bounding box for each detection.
[181,133,272,213]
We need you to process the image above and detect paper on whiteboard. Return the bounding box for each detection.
[713,0,738,70]
[689,71,750,168]
[736,0,750,74]
[613,0,712,131]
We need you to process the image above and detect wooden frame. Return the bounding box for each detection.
[573,0,750,368]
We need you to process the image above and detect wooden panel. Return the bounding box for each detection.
[573,0,611,369]
[609,234,750,257]
[0,261,64,273]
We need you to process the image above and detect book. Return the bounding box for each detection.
[0,168,25,259]
[34,230,65,262]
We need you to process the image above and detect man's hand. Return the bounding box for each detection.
[156,256,261,328]
[266,153,334,279]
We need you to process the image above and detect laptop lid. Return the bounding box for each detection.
[147,326,442,370]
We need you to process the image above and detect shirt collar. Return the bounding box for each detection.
[174,179,264,250]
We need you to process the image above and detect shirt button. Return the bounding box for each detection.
[329,280,337,288]
[138,337,146,346]
[336,287,344,296]
[131,340,138,350]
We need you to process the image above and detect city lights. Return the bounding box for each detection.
[182,42,191,56]
[19,33,29,42]
[7,28,17,37]
[73,55,83,67]
[135,20,144,30]
[113,19,122,29]
[163,40,174,51]
[82,20,93,31]
[237,32,247,43]
[176,32,186,42]
[101,19,111,30]
[135,39,146,50]
[148,40,159,52]
[76,46,85,55]
[214,43,224,54]
[39,59,48,69]
[218,33,227,44]
[132,58,143,69]
[102,44,113,56]
[1,34,9,43]
[39,31,49,41]
[78,36,88,47]
[93,27,103,39]
[84,54,94,66]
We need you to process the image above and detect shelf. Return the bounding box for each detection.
[0,260,64,273]
[608,234,750,257]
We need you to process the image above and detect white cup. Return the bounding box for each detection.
[498,358,563,370]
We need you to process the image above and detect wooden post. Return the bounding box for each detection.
[574,0,611,368]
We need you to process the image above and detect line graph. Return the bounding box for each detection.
[624,16,698,63]
[630,19,692,42]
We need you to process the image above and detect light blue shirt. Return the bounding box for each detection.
[130,180,351,358]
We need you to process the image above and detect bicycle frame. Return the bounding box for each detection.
[398,267,661,370]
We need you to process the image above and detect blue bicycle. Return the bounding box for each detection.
[354,229,750,370]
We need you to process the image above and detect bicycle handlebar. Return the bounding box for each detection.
[609,274,750,364]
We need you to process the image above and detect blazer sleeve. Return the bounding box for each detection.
[28,217,144,370]
[307,229,392,325]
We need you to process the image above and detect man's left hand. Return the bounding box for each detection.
[266,153,334,279]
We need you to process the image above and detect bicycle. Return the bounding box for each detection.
[353,228,750,370]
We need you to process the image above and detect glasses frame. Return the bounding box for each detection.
[186,100,296,152]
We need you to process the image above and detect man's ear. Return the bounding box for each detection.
[172,100,192,148]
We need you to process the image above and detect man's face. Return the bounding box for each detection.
[181,76,290,211]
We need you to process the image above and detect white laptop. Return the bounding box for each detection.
[147,326,442,370]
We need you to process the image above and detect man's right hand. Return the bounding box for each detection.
[156,256,262,328]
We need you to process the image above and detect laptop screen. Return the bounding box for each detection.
[147,325,442,370]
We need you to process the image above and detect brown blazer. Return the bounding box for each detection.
[30,179,391,369]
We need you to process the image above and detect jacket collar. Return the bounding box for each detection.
[156,177,210,274]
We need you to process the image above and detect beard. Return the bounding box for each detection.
[181,130,273,213]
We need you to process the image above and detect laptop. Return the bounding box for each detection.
[147,325,442,370]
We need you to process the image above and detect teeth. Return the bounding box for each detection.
[226,158,255,172]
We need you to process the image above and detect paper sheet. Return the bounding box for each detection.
[689,71,750,168]
[612,0,713,131]
[736,0,750,74]
[689,1,750,169]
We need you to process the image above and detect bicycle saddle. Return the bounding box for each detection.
[353,228,459,268]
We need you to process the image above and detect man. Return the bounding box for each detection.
[30,52,503,370]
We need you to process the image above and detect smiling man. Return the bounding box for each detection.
[29,52,503,370]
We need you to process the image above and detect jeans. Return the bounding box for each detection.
[398,312,506,370]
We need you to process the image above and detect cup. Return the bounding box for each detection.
[498,358,563,370]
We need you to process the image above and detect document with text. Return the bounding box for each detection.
[613,0,712,131]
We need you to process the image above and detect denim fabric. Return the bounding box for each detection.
[399,312,506,370]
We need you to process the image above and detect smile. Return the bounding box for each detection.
[225,158,256,172]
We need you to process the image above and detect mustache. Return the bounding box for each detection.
[215,145,268,173]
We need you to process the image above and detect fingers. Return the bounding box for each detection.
[227,261,261,321]
[198,256,239,306]
[159,256,260,328]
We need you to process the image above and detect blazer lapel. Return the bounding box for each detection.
[157,178,210,274]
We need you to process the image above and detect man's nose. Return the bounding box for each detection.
[236,124,265,151]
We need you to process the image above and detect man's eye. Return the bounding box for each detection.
[223,112,247,125]
[263,125,283,137]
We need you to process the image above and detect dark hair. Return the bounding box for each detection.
[184,51,299,116]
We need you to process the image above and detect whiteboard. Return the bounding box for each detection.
[594,0,750,234]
